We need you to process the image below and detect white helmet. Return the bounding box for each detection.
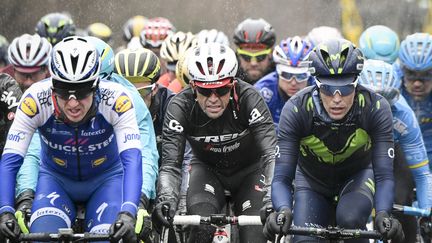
[8,33,52,69]
[188,43,238,83]
[196,29,229,46]
[306,26,343,46]
[49,36,101,84]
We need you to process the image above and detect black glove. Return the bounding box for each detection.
[151,201,176,234]
[109,212,137,243]
[263,208,292,241]
[259,203,273,225]
[375,211,404,242]
[0,212,21,242]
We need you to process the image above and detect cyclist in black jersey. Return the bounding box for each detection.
[152,43,277,243]
[263,39,404,243]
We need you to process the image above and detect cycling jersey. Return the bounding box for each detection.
[157,79,277,207]
[401,87,432,165]
[14,73,159,201]
[0,73,22,155]
[392,95,432,208]
[0,79,142,216]
[273,85,395,213]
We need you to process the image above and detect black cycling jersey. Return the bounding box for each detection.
[273,85,395,213]
[0,73,22,154]
[157,79,276,207]
[149,84,175,165]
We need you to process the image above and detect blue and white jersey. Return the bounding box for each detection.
[0,79,142,215]
[254,71,286,127]
[392,95,432,208]
[402,87,432,164]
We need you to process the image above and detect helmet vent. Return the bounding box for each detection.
[339,48,349,69]
[196,61,205,75]
[57,51,68,73]
[220,45,226,54]
[320,49,332,69]
[80,51,93,74]
[217,59,225,74]
[207,57,214,75]
[255,31,263,43]
[128,52,137,76]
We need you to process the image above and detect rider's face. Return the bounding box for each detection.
[403,68,432,101]
[237,47,272,84]
[320,89,355,121]
[194,84,232,119]
[56,94,94,123]
[14,67,48,91]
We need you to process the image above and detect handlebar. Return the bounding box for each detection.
[19,228,110,242]
[392,204,431,217]
[171,214,262,227]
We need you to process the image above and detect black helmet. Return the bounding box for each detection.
[35,12,76,45]
[233,18,276,48]
[0,35,9,66]
[308,38,364,85]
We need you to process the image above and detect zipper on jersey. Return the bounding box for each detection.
[74,128,82,180]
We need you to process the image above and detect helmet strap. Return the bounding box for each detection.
[230,79,240,119]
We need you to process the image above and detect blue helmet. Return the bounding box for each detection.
[399,33,432,71]
[273,36,313,67]
[359,25,399,64]
[84,36,114,80]
[359,59,401,105]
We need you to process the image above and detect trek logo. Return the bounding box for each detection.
[248,108,264,125]
[168,119,184,133]
[7,131,26,142]
[1,90,20,109]
[191,129,248,143]
[122,133,140,143]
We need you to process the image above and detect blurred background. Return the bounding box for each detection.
[1,0,431,48]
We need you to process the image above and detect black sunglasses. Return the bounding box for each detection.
[53,86,95,100]
[319,83,356,96]
[195,85,232,97]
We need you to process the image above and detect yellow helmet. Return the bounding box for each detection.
[160,31,197,71]
[115,48,161,84]
[175,48,193,87]
[122,15,148,42]
[86,23,112,43]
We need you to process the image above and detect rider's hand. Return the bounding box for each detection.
[0,212,21,242]
[135,208,154,242]
[14,190,34,234]
[109,211,137,243]
[263,208,292,241]
[151,201,176,234]
[259,203,273,225]
[375,211,405,242]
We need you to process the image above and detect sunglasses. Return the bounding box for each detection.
[137,83,156,97]
[402,67,432,82]
[195,85,233,97]
[316,77,357,96]
[237,48,272,63]
[278,71,309,83]
[53,86,95,100]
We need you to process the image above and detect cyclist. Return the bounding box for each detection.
[233,18,276,85]
[254,36,313,128]
[359,59,432,243]
[158,31,196,93]
[115,47,174,166]
[35,12,76,45]
[0,35,8,69]
[263,39,404,243]
[306,25,343,46]
[0,37,141,243]
[152,43,277,243]
[122,15,148,43]
[399,33,432,164]
[87,37,159,242]
[86,23,113,44]
[358,25,400,64]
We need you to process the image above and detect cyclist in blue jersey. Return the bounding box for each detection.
[254,36,313,128]
[263,39,404,243]
[359,59,432,243]
[398,33,432,164]
[0,37,142,243]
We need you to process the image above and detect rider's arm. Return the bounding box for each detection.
[271,98,303,211]
[369,96,395,213]
[15,132,41,197]
[241,87,277,206]
[156,94,188,206]
[394,98,432,209]
[0,90,39,214]
[109,89,143,216]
